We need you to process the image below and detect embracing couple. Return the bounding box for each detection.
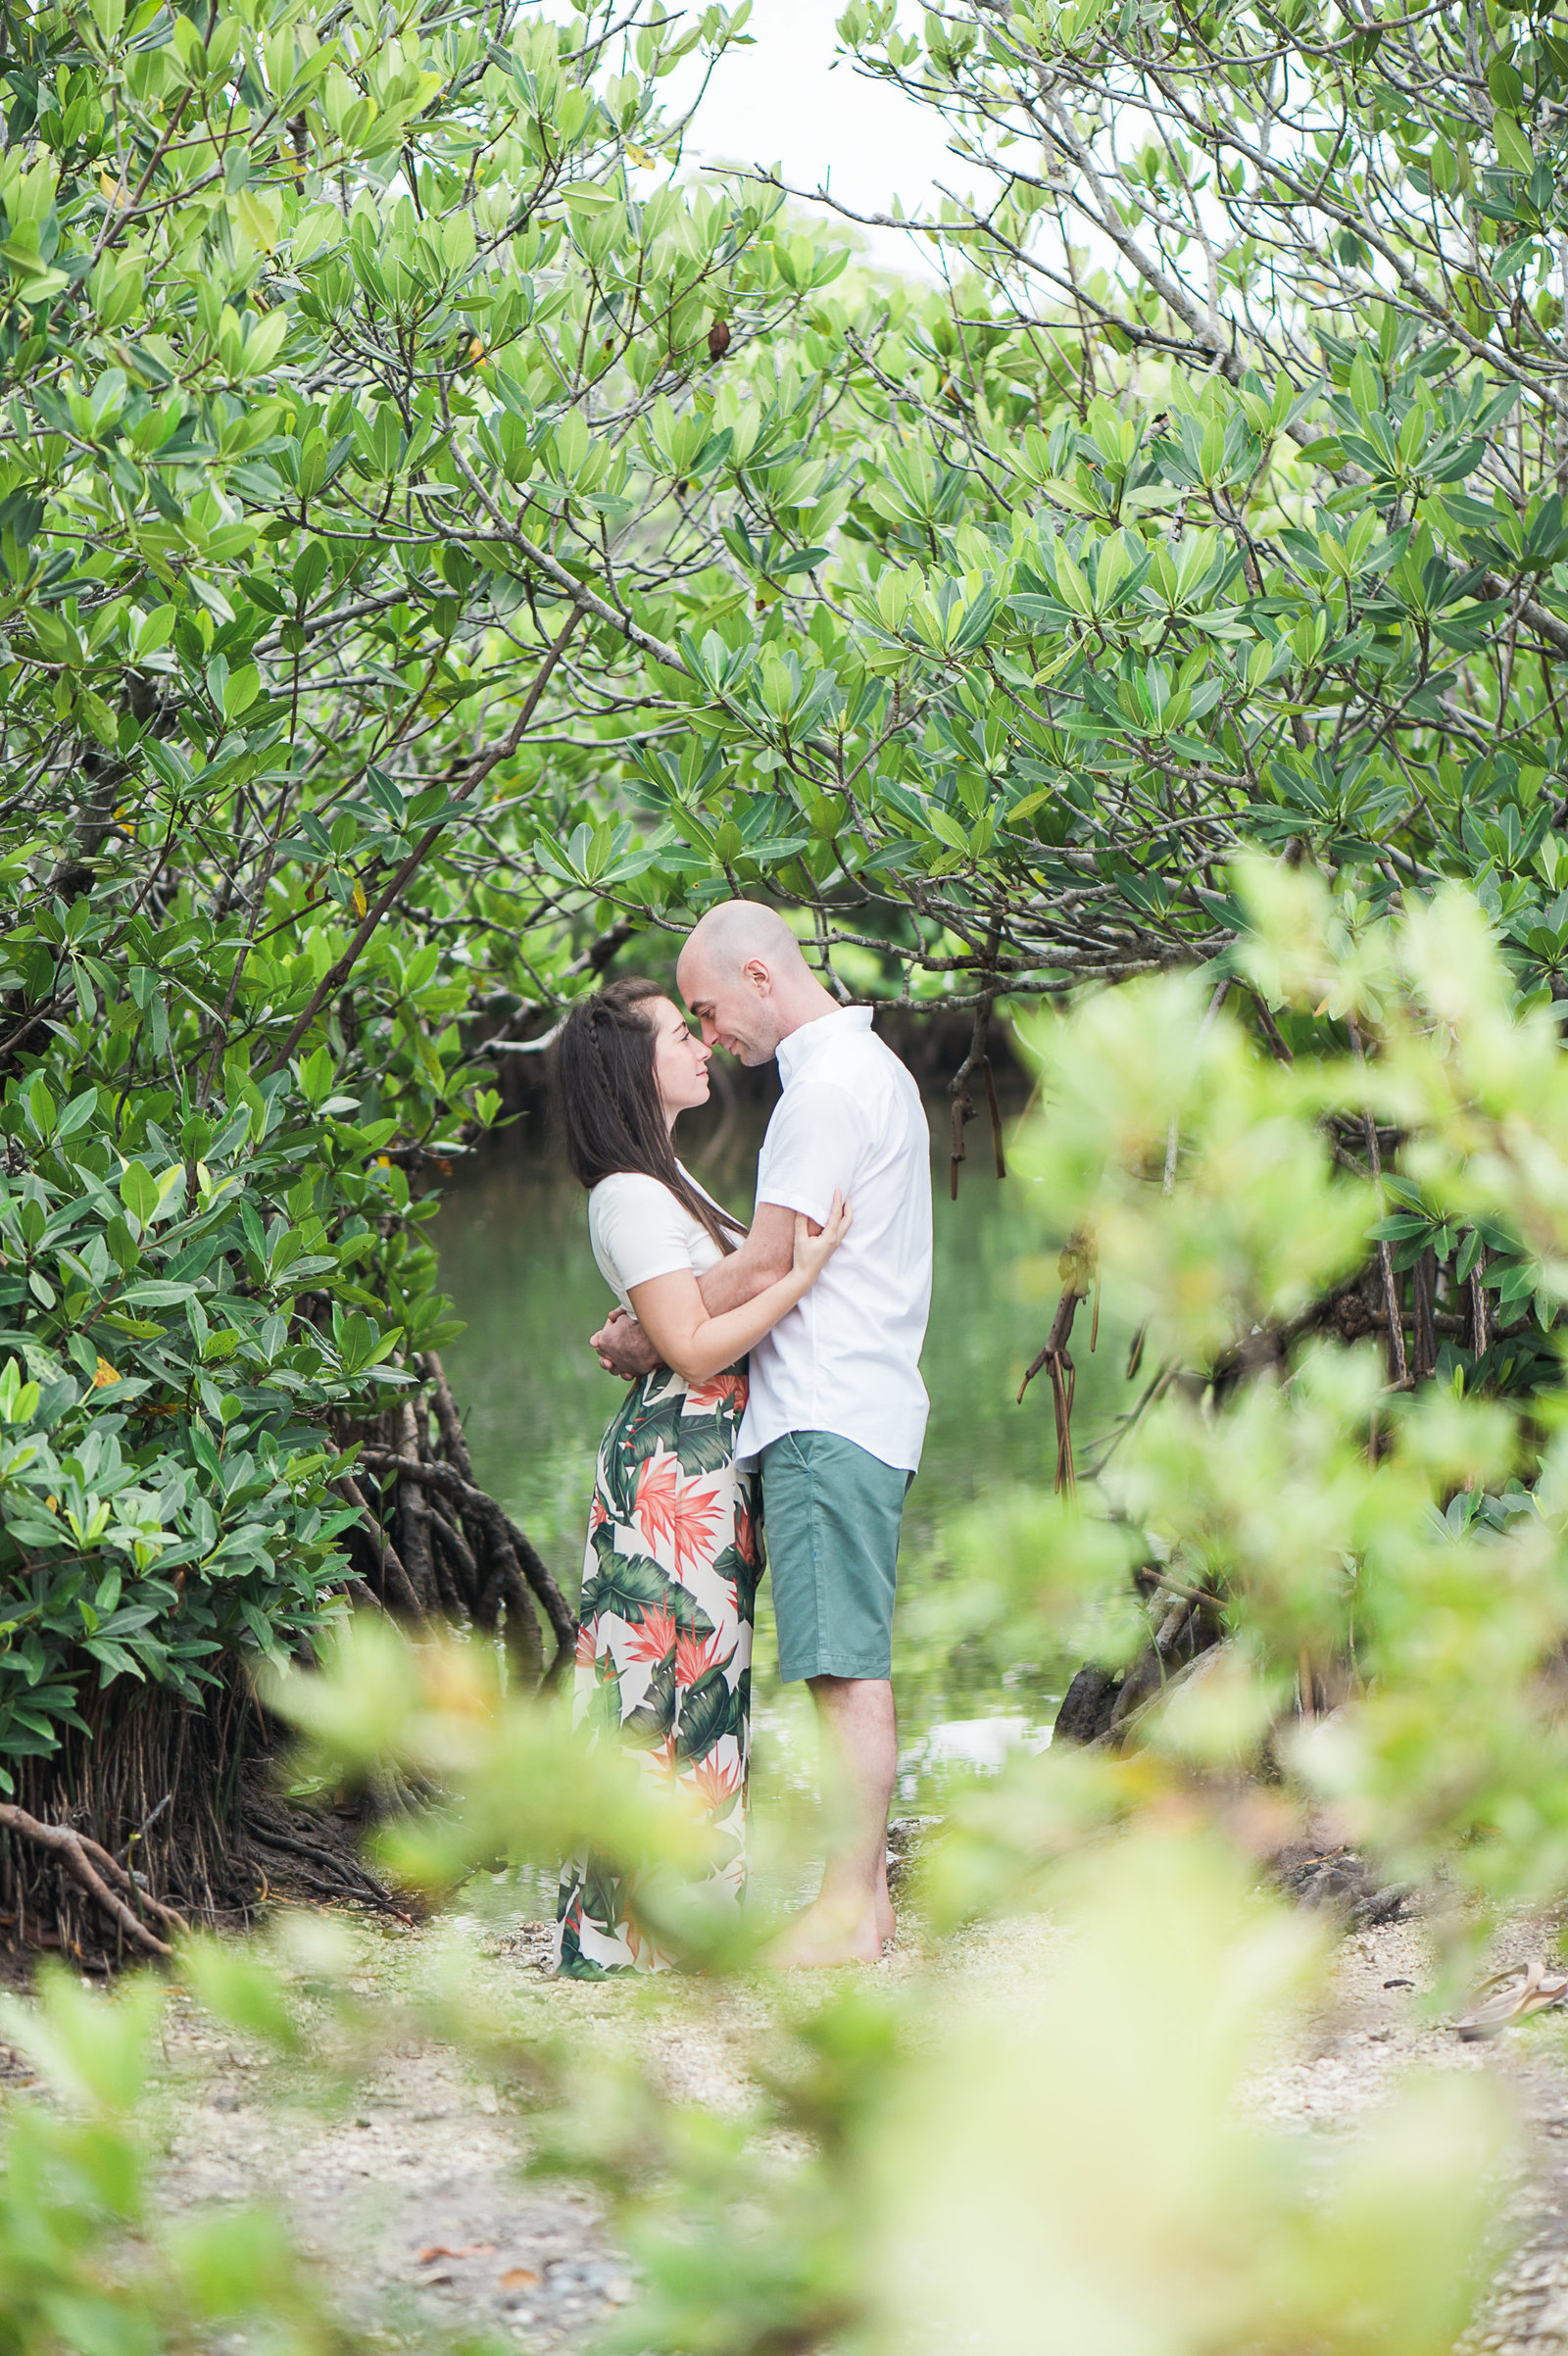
[551,901,933,1976]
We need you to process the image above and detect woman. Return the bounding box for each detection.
[552,976,850,1976]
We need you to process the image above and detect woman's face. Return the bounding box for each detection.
[649,995,712,1124]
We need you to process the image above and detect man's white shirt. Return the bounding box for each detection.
[734,1006,933,1473]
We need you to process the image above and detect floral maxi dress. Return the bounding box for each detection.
[555,1363,760,1976]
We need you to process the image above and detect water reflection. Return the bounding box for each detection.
[433,1089,1133,1803]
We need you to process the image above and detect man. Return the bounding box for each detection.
[591,902,934,1965]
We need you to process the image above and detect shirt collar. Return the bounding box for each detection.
[776,1005,871,1086]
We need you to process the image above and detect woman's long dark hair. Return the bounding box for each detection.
[556,977,745,1255]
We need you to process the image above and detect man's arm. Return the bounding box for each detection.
[694,1201,799,1312]
[698,1074,858,1316]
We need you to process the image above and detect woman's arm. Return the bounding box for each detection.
[591,1203,809,1374]
[625,1197,851,1385]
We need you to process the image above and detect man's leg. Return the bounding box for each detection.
[769,1674,897,1965]
[760,1433,906,1967]
[815,1675,899,1945]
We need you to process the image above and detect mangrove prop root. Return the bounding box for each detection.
[244,1814,414,1923]
[1106,1597,1193,1735]
[948,913,1005,1199]
[335,1473,422,1617]
[472,1499,545,1678]
[356,1448,572,1685]
[1348,1027,1411,1389]
[1017,1232,1099,1496]
[0,1664,422,1967]
[427,1504,479,1589]
[0,1674,265,1969]
[332,1362,574,1683]
[421,1350,474,1482]
[504,1513,577,1689]
[0,1801,185,1958]
[395,1402,439,1612]
[983,1051,1006,1182]
[949,1036,1004,1197]
[1055,1586,1224,1749]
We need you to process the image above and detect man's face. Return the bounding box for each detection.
[676,946,780,1066]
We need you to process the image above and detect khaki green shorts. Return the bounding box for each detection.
[760,1431,913,1684]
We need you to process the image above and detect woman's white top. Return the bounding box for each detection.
[588,1164,727,1315]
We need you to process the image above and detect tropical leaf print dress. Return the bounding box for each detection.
[556,1168,760,1978]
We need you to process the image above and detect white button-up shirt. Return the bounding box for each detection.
[734,1007,933,1473]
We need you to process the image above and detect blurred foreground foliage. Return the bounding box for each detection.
[7,874,1568,2354]
[0,1801,1514,2356]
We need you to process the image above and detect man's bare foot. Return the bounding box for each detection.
[876,1862,896,1949]
[768,1897,885,1969]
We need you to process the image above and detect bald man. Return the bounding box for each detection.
[591,903,933,1966]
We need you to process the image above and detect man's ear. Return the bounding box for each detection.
[742,957,772,996]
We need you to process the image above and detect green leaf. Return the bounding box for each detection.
[118,1161,160,1225]
[1493,111,1534,172]
[223,663,262,718]
[926,807,970,852]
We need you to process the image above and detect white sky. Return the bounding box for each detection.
[672,0,965,279]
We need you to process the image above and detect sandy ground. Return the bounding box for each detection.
[1247,1912,1568,2356]
[146,1916,632,2349]
[10,1891,1568,2349]
[169,1905,1568,2353]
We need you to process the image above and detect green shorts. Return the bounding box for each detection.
[760,1431,913,1685]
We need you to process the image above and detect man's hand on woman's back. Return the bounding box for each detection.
[591,1306,663,1378]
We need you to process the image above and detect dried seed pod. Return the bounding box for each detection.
[708,318,731,362]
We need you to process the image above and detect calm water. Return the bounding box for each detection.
[434,1082,1135,1807]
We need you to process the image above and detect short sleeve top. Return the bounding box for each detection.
[587,1165,728,1314]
